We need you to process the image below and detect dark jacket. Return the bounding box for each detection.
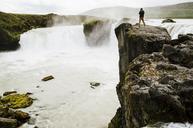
[139,10,145,17]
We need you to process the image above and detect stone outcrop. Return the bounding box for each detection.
[109,23,193,128]
[163,34,193,68]
[0,93,33,128]
[83,19,112,46]
[115,23,170,82]
[162,19,176,23]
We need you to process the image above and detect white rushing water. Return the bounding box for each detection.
[0,19,193,128]
[147,19,193,39]
[0,25,120,128]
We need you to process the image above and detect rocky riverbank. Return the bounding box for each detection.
[0,92,33,128]
[109,23,193,128]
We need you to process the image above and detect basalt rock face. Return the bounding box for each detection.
[115,23,171,82]
[109,24,193,128]
[163,34,193,68]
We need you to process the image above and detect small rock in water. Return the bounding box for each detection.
[90,82,100,87]
[90,82,100,89]
[41,75,54,81]
[3,91,17,96]
[26,92,33,95]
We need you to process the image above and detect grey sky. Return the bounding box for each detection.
[0,0,193,14]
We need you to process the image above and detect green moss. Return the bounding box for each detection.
[139,64,159,78]
[1,94,33,109]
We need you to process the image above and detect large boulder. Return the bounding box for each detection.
[109,23,193,128]
[83,19,112,46]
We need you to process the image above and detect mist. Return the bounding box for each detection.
[0,0,193,14]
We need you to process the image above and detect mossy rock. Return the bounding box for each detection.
[1,94,33,109]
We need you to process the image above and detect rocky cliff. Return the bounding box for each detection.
[109,23,193,128]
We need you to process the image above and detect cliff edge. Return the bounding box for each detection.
[109,23,193,128]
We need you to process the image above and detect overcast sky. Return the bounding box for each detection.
[1,0,193,14]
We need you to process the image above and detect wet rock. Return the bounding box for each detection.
[26,92,33,95]
[0,117,17,128]
[3,91,17,96]
[0,106,30,127]
[1,94,33,109]
[28,117,36,125]
[162,19,176,23]
[163,38,193,68]
[14,110,30,122]
[178,34,193,43]
[90,82,100,87]
[41,75,54,81]
[90,82,101,89]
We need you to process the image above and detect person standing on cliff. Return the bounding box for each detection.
[139,8,146,27]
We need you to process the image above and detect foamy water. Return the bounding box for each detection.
[0,25,120,128]
[147,19,193,39]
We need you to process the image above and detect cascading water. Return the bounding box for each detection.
[161,23,193,39]
[147,19,193,39]
[0,25,120,128]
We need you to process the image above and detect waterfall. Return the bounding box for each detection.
[161,23,193,39]
[0,24,120,128]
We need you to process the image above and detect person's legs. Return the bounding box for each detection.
[139,17,142,27]
[142,17,146,26]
